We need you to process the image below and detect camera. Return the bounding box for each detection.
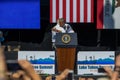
[6,60,23,72]
[98,68,106,73]
[67,70,74,80]
[5,51,22,72]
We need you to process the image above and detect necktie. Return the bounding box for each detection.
[63,25,68,33]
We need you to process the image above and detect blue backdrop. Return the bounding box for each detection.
[0,0,40,29]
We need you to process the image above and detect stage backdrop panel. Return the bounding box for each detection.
[0,0,40,29]
[77,51,115,75]
[97,0,120,29]
[18,51,55,74]
[50,0,94,23]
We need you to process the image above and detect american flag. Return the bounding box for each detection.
[50,0,94,23]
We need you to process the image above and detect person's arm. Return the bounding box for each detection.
[115,54,120,67]
[111,54,120,80]
[12,70,32,80]
[0,47,42,80]
[0,47,8,80]
[46,69,70,80]
[18,60,42,80]
[79,78,86,80]
[103,66,113,78]
[103,54,120,80]
[52,26,62,33]
[56,69,69,80]
[111,71,119,80]
[11,60,42,80]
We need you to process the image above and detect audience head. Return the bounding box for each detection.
[115,0,120,8]
[7,45,21,51]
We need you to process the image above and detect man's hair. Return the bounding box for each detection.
[58,18,65,23]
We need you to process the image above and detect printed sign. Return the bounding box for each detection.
[77,51,115,75]
[18,51,55,74]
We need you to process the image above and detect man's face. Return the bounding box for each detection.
[59,21,65,27]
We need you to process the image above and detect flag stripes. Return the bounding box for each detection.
[50,0,94,23]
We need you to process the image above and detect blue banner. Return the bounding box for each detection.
[0,0,40,29]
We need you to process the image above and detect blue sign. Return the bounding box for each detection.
[0,0,40,29]
[77,51,115,75]
[18,51,55,74]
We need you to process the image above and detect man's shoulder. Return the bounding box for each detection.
[65,23,69,25]
[65,23,71,26]
[52,24,59,29]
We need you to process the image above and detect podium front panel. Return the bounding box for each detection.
[55,33,77,47]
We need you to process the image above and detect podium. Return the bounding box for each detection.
[55,33,77,72]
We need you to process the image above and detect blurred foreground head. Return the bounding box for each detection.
[115,0,120,8]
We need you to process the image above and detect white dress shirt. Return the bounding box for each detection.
[52,23,74,43]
